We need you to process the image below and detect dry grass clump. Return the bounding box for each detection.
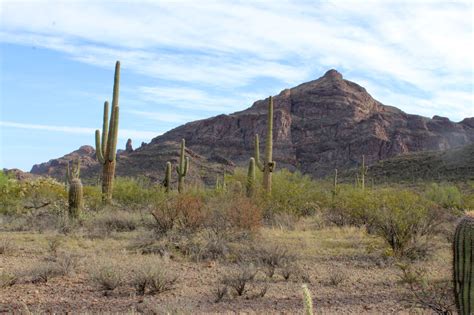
[0,237,14,255]
[130,258,177,295]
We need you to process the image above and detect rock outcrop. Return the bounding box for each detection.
[30,69,474,183]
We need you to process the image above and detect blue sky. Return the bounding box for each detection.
[1,0,473,171]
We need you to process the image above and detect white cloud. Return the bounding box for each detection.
[0,121,159,140]
[0,0,473,119]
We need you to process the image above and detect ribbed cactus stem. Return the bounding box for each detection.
[68,178,83,218]
[94,61,121,204]
[360,155,368,190]
[254,134,263,171]
[453,212,474,315]
[254,96,276,194]
[176,139,189,193]
[333,168,338,199]
[66,159,83,219]
[302,284,314,315]
[246,157,256,197]
[164,161,172,193]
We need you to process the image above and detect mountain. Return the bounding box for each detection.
[353,143,474,183]
[30,69,474,184]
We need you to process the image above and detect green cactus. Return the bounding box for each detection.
[254,96,276,194]
[246,157,256,197]
[176,139,189,193]
[302,284,314,315]
[359,155,368,190]
[95,61,120,204]
[332,168,338,199]
[453,211,474,315]
[66,159,83,218]
[163,161,172,193]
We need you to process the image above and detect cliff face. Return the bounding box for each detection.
[153,69,474,177]
[30,69,474,183]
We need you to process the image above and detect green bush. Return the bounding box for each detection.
[365,188,444,258]
[424,183,462,209]
[113,176,163,207]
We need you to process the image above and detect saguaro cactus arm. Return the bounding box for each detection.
[254,134,264,171]
[246,157,256,197]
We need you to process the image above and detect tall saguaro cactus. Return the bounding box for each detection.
[254,96,276,194]
[176,139,189,193]
[359,155,368,190]
[95,61,120,204]
[246,157,256,197]
[163,162,172,193]
[453,212,474,315]
[67,159,83,218]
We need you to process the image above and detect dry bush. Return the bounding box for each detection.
[0,271,17,288]
[398,263,455,314]
[255,245,296,278]
[222,263,258,296]
[0,237,14,255]
[225,196,262,232]
[46,236,62,254]
[22,262,64,283]
[89,260,125,291]
[151,194,207,235]
[53,252,80,276]
[130,258,177,295]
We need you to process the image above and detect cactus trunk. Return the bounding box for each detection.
[176,139,189,193]
[101,160,116,203]
[453,212,474,315]
[246,157,256,197]
[67,160,83,218]
[164,161,172,193]
[68,178,83,218]
[254,96,276,194]
[95,61,120,204]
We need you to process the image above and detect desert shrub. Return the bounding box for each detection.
[397,263,455,314]
[130,259,177,295]
[113,176,156,206]
[0,237,14,255]
[264,170,328,217]
[0,271,17,288]
[83,185,102,211]
[151,193,207,235]
[50,252,80,276]
[424,183,462,209]
[222,263,258,296]
[85,209,141,237]
[326,185,375,226]
[23,261,64,283]
[365,189,445,258]
[0,171,22,214]
[89,260,125,291]
[254,245,296,278]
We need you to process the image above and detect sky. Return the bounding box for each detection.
[0,0,473,171]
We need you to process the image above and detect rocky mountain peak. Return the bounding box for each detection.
[322,69,343,81]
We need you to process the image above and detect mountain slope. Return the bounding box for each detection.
[30,69,474,183]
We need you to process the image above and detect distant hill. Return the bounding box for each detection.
[362,143,474,183]
[30,69,474,184]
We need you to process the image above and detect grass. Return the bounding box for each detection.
[0,220,452,313]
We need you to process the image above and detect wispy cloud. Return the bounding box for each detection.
[0,121,159,140]
[1,0,473,119]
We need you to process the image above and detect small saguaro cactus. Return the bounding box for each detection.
[332,168,338,199]
[254,96,276,194]
[359,155,368,190]
[176,139,189,193]
[246,157,256,197]
[66,159,83,218]
[163,161,172,193]
[95,61,120,204]
[453,211,474,315]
